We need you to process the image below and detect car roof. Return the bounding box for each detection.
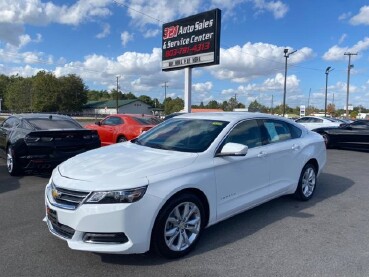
[172,112,291,122]
[13,113,73,120]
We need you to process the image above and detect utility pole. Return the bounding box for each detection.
[116,75,120,114]
[344,52,357,119]
[271,94,274,114]
[282,48,297,117]
[324,67,334,117]
[162,82,168,114]
[307,88,311,115]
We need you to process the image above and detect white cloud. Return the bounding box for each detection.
[19,35,32,48]
[53,48,182,98]
[349,5,369,25]
[0,0,113,46]
[143,29,160,38]
[252,0,289,19]
[124,0,202,28]
[121,31,134,47]
[323,37,369,61]
[210,0,288,19]
[193,82,213,93]
[338,12,351,21]
[96,23,110,39]
[338,34,347,45]
[209,43,313,83]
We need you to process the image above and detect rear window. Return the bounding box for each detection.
[132,116,160,125]
[26,118,82,130]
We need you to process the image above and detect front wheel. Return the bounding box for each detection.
[152,193,205,259]
[294,163,317,201]
[7,146,22,176]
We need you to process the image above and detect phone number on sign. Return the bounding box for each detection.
[164,42,211,58]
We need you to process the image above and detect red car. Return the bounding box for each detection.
[85,114,161,146]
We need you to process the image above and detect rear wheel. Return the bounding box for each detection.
[117,136,127,143]
[6,146,22,176]
[294,163,317,201]
[152,193,205,259]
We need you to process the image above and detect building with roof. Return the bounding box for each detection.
[83,99,155,115]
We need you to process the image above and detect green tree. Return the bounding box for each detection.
[58,74,87,112]
[138,95,155,107]
[248,100,267,112]
[0,74,11,111]
[87,89,110,101]
[31,71,60,112]
[165,97,184,114]
[4,77,33,112]
[123,92,137,100]
[207,100,220,109]
[111,89,124,101]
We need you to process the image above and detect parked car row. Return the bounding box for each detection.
[0,113,162,175]
[295,116,369,151]
[0,114,101,176]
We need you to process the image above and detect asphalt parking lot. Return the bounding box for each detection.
[1,149,369,277]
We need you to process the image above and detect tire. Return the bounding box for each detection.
[152,193,205,259]
[294,163,317,201]
[6,146,22,176]
[117,136,127,143]
[322,133,330,148]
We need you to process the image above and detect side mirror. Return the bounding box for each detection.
[216,142,248,157]
[95,121,101,126]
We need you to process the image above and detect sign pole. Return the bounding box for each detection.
[184,67,192,113]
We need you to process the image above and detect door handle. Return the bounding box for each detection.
[257,151,267,158]
[292,144,300,150]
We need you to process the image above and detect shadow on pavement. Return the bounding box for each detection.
[97,172,353,265]
[0,164,21,193]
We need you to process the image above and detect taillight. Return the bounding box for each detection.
[25,135,53,143]
[83,134,99,140]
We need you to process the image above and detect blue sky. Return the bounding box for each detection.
[1,0,369,110]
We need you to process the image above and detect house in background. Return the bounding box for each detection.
[83,99,155,115]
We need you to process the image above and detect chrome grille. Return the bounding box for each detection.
[51,182,90,210]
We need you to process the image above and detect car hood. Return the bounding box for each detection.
[55,142,198,191]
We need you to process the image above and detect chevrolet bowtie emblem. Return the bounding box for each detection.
[52,188,62,199]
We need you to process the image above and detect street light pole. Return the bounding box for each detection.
[162,82,168,115]
[116,75,120,114]
[344,52,357,119]
[282,48,297,117]
[324,66,334,117]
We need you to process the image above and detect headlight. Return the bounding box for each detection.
[86,186,147,204]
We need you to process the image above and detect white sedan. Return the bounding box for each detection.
[44,112,326,258]
[295,116,342,130]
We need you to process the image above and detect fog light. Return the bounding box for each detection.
[83,232,128,244]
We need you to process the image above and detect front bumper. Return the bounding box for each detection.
[44,183,162,254]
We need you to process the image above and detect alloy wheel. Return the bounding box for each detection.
[6,148,14,173]
[301,167,316,198]
[164,202,201,252]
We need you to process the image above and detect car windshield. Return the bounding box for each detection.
[26,118,82,130]
[134,118,229,152]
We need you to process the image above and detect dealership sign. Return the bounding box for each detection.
[162,9,221,71]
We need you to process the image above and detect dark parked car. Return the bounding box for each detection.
[0,114,101,175]
[312,120,369,151]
